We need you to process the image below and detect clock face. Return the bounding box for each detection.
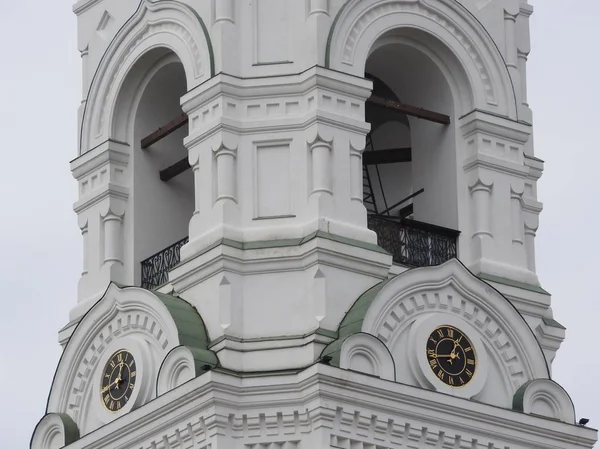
[100,349,136,412]
[426,325,476,387]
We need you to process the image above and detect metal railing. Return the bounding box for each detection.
[367,215,459,267]
[140,218,458,289]
[140,236,189,289]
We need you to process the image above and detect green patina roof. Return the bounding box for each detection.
[153,291,218,372]
[321,279,391,366]
[542,317,567,330]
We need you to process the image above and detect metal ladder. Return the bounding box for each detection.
[362,133,389,216]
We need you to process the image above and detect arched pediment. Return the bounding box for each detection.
[326,0,518,119]
[46,284,217,438]
[80,0,214,153]
[327,259,549,409]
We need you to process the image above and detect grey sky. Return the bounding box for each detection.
[0,1,598,447]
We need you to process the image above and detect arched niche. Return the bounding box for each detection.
[326,0,517,119]
[125,51,193,286]
[80,0,214,153]
[363,32,462,230]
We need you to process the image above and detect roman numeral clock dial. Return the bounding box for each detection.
[426,326,476,387]
[100,349,137,412]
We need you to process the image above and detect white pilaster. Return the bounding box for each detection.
[70,139,130,321]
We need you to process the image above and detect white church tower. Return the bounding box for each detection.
[32,1,596,448]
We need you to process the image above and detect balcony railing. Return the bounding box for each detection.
[367,215,459,267]
[140,218,458,289]
[140,236,189,289]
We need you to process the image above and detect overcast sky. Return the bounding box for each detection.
[0,1,598,447]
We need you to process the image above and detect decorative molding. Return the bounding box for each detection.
[46,285,215,435]
[339,333,395,381]
[361,260,550,392]
[31,413,81,449]
[468,177,494,239]
[41,366,596,449]
[307,0,330,17]
[513,379,576,424]
[157,346,205,396]
[213,0,235,24]
[326,0,519,116]
[95,10,114,40]
[80,0,214,153]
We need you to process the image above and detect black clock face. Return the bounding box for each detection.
[100,349,136,412]
[426,325,476,387]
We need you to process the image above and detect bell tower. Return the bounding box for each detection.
[32,1,596,449]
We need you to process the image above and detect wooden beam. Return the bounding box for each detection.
[141,113,189,149]
[159,157,191,182]
[363,147,411,165]
[367,95,450,125]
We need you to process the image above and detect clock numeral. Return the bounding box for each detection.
[429,359,437,369]
[447,328,454,338]
[456,335,462,344]
[464,347,472,353]
[465,369,473,378]
[437,329,444,339]
[117,353,123,362]
[459,377,465,385]
[429,337,437,345]
[110,400,115,410]
[110,360,115,369]
[129,382,135,391]
[427,349,436,358]
[131,371,136,378]
[103,394,110,405]
[437,370,444,381]
[448,377,455,386]
[104,373,110,379]
[467,359,475,366]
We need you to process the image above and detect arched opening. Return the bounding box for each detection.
[115,49,193,288]
[363,30,462,267]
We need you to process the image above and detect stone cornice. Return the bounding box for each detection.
[72,0,103,15]
[459,109,532,144]
[62,365,597,449]
[70,139,129,180]
[170,233,391,292]
[182,66,372,114]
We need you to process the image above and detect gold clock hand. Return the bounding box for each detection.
[117,361,124,383]
[101,379,118,394]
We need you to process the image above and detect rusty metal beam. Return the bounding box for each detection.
[363,147,411,165]
[159,157,191,182]
[141,113,189,149]
[367,95,450,125]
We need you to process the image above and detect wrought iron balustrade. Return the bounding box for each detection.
[141,236,189,289]
[140,217,457,289]
[367,215,459,267]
